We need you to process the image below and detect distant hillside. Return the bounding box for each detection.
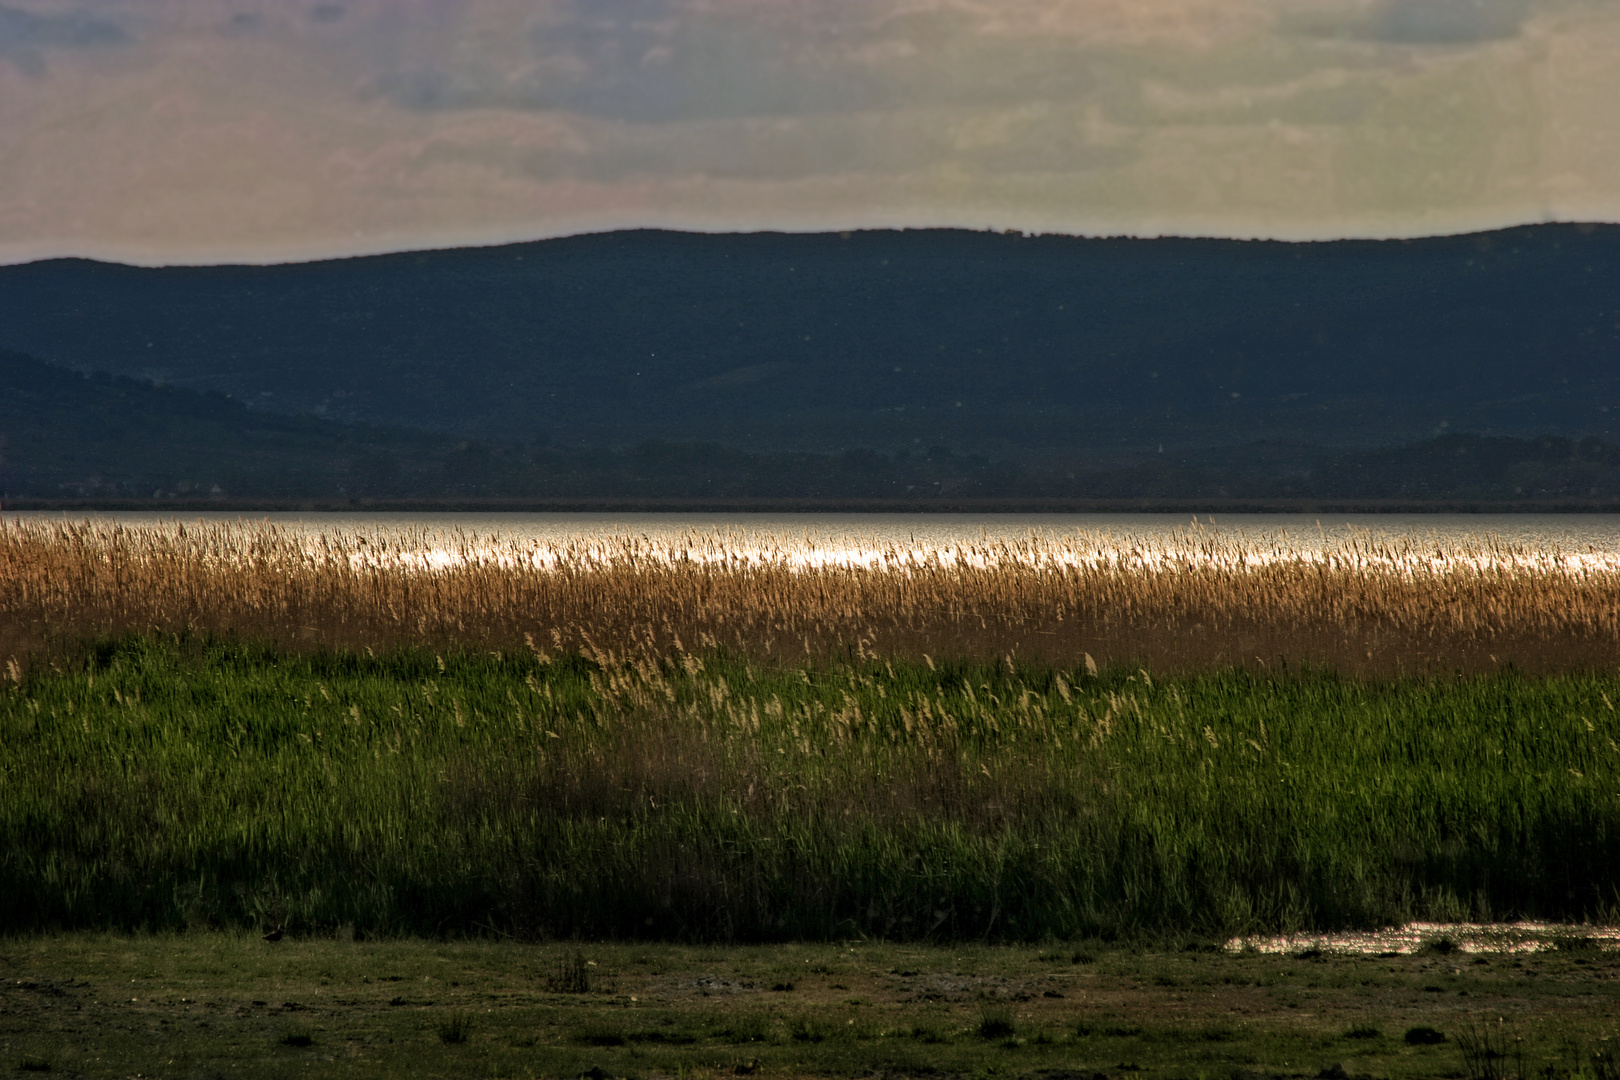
[1,225,1617,463]
[0,348,454,500]
[7,348,1620,506]
[1081,434,1620,503]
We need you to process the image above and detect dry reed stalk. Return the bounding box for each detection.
[3,517,1619,674]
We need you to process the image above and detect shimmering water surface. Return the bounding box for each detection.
[12,511,1620,561]
[1228,922,1620,955]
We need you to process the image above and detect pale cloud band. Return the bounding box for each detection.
[2,0,1619,265]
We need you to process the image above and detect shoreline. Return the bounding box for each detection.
[10,496,1620,514]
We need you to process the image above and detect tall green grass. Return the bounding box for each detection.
[3,635,1618,940]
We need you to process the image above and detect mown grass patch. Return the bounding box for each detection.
[0,935,1615,1080]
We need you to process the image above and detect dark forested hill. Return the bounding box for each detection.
[7,346,1620,506]
[1,225,1617,464]
[0,348,457,500]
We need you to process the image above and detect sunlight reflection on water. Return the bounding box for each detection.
[1227,922,1620,955]
[11,511,1620,573]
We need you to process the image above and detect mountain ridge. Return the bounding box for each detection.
[2,224,1616,462]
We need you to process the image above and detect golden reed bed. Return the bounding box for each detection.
[4,517,1618,675]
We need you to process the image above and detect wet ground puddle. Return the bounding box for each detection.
[1228,922,1620,956]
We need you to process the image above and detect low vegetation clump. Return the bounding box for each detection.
[977,1008,1017,1040]
[3,635,1619,939]
[435,1012,472,1046]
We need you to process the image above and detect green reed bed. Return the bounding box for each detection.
[3,635,1619,940]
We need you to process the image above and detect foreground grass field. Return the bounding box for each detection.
[4,934,1618,1080]
[5,519,1619,1077]
[5,636,1620,939]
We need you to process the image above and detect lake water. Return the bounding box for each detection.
[12,511,1620,564]
[1228,922,1620,955]
[12,510,1620,544]
[15,514,1620,573]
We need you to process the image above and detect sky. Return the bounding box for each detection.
[3,0,1620,265]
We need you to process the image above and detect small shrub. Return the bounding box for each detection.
[548,951,591,994]
[437,1011,472,1045]
[790,1018,826,1043]
[1455,1026,1515,1080]
[280,1032,314,1048]
[1404,1026,1446,1046]
[1345,1024,1380,1040]
[17,1060,50,1073]
[977,1008,1016,1040]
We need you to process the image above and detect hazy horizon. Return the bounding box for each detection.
[6,0,1620,266]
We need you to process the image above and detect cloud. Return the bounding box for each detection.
[1296,0,1545,44]
[0,4,125,72]
[360,0,1530,144]
[372,2,898,123]
[363,0,1163,131]
[1368,0,1533,43]
[3,0,1620,264]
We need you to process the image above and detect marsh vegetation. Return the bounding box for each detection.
[6,517,1620,674]
[5,517,1619,1071]
[4,635,1619,939]
[5,518,1620,939]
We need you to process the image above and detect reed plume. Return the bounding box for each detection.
[2,517,1617,673]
